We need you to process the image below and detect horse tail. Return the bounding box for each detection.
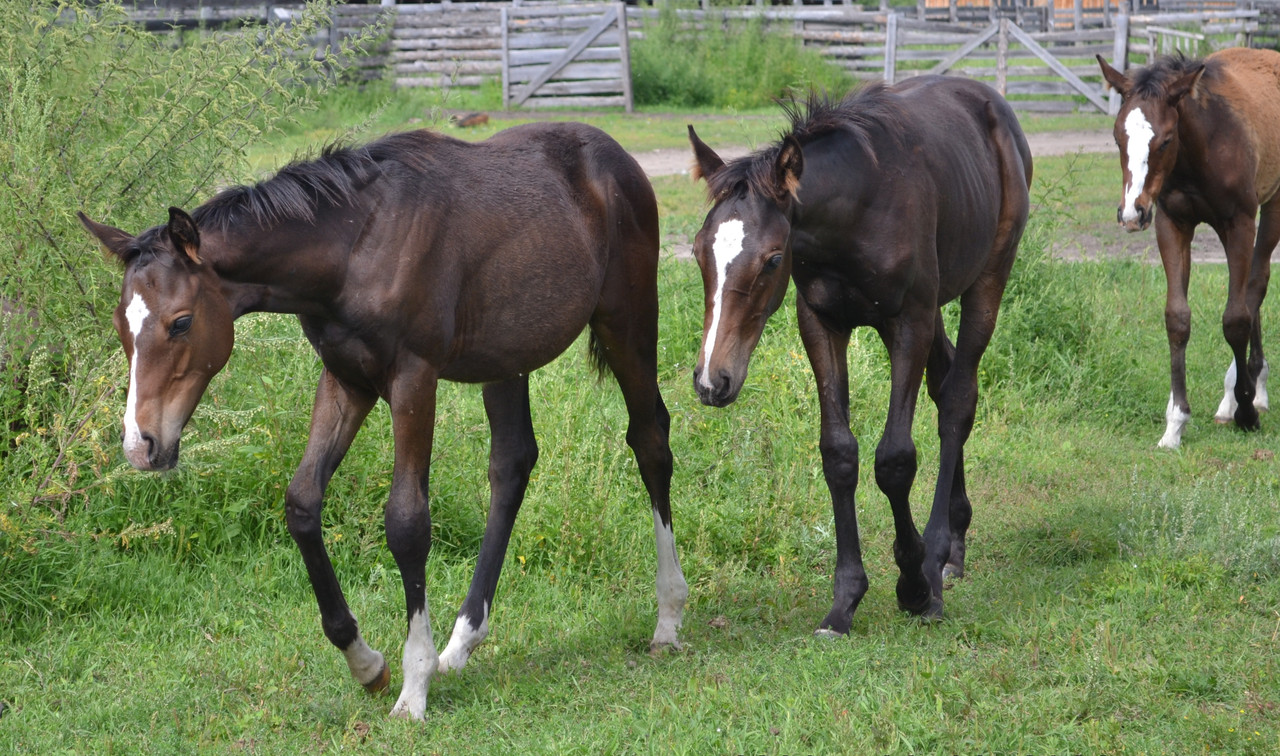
[587,330,614,381]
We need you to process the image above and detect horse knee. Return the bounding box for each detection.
[874,440,917,496]
[1165,306,1191,347]
[490,437,539,492]
[285,479,323,543]
[819,434,859,489]
[1222,307,1253,348]
[384,483,432,566]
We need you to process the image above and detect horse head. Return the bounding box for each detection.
[687,126,802,407]
[79,208,233,470]
[1098,54,1205,232]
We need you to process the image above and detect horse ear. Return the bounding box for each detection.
[1096,54,1130,97]
[78,212,136,263]
[688,125,725,184]
[167,207,202,265]
[773,135,804,202]
[1167,64,1206,104]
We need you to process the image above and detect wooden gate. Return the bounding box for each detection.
[502,3,633,111]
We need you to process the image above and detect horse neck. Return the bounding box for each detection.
[200,219,354,319]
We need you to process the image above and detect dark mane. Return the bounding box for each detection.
[705,85,901,201]
[1129,52,1214,98]
[191,130,449,230]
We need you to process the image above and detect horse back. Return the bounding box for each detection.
[1205,48,1280,203]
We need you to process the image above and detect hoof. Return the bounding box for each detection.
[913,596,945,623]
[362,660,391,694]
[813,627,844,640]
[1236,405,1261,431]
[942,563,964,583]
[649,639,683,656]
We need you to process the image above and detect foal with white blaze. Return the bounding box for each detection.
[1099,49,1279,448]
[81,123,686,720]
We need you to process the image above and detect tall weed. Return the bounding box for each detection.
[0,0,378,623]
[631,4,851,109]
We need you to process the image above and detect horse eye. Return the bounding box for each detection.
[169,315,193,337]
[1158,137,1173,151]
[763,254,784,273]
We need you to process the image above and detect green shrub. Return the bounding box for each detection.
[0,0,378,624]
[631,4,852,109]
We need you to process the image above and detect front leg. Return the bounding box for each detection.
[875,309,935,618]
[385,360,441,721]
[438,376,537,673]
[285,370,386,692]
[797,297,867,636]
[1154,212,1195,448]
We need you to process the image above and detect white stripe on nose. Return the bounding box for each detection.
[1121,108,1155,223]
[699,219,746,391]
[123,292,150,455]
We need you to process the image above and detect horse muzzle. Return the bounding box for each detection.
[693,366,741,408]
[123,431,180,471]
[1118,203,1152,232]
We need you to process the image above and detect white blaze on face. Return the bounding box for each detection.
[123,292,151,456]
[1121,107,1156,223]
[698,219,747,390]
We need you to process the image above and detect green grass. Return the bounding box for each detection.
[4,94,1280,754]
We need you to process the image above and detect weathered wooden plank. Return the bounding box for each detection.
[394,61,502,76]
[508,46,622,66]
[393,26,503,40]
[508,61,623,84]
[397,49,505,63]
[506,30,622,50]
[515,79,626,97]
[393,38,502,52]
[395,74,488,88]
[520,95,628,109]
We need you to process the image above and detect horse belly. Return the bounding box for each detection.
[437,255,603,383]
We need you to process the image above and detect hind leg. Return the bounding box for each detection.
[924,312,971,582]
[921,276,1008,608]
[438,376,538,673]
[1215,213,1262,431]
[590,295,686,651]
[1216,200,1277,422]
[385,364,441,721]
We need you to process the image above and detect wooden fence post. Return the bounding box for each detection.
[617,2,633,113]
[1109,10,1129,115]
[500,7,510,110]
[884,12,898,83]
[996,18,1009,96]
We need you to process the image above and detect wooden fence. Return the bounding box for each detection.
[120,1,1280,113]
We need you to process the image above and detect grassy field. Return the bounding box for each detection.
[2,96,1278,754]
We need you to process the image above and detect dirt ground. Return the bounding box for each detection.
[636,130,1228,263]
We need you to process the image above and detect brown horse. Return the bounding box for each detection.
[79,123,686,720]
[687,77,1031,632]
[1098,49,1278,448]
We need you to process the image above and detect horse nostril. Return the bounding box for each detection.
[141,432,158,464]
[716,371,732,397]
[1116,206,1123,224]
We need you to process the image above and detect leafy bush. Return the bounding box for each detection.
[631,4,852,109]
[0,0,377,625]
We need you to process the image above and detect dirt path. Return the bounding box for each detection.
[631,129,1116,178]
